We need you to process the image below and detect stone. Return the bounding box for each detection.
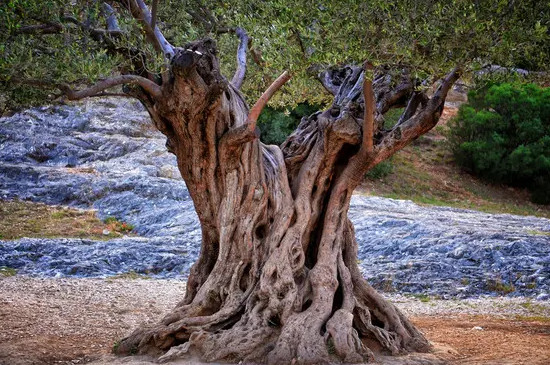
[1,98,549,298]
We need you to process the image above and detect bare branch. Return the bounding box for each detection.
[375,66,462,159]
[362,61,375,154]
[59,75,162,100]
[124,0,174,58]
[62,15,123,38]
[102,3,121,32]
[15,22,63,35]
[231,27,249,89]
[247,71,291,132]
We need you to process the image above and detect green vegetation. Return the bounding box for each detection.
[0,199,134,240]
[1,1,549,112]
[361,106,550,219]
[448,83,550,204]
[257,103,321,145]
[0,266,17,277]
[365,159,394,180]
[487,277,515,294]
[411,294,431,303]
[103,216,134,234]
[110,270,150,280]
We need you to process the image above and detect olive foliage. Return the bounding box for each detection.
[1,0,549,112]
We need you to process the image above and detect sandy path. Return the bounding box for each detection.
[1,277,549,365]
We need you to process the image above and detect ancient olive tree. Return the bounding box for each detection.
[1,0,548,363]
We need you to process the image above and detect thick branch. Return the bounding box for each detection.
[397,91,428,125]
[231,27,249,89]
[247,71,291,131]
[362,62,375,154]
[59,75,161,100]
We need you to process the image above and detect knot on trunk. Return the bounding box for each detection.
[171,38,224,88]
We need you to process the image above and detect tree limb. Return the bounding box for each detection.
[362,61,375,154]
[123,0,174,58]
[150,0,159,30]
[231,27,248,89]
[376,66,462,159]
[247,71,291,132]
[15,22,63,35]
[59,75,162,100]
[102,2,121,32]
[61,15,123,38]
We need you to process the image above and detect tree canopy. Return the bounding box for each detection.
[1,0,549,111]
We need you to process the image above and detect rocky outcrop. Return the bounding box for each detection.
[1,99,549,297]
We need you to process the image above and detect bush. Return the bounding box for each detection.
[448,83,550,204]
[365,159,394,180]
[257,103,321,145]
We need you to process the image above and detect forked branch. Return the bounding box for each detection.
[247,71,291,132]
[122,0,174,58]
[375,66,462,160]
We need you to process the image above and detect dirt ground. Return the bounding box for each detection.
[0,277,549,365]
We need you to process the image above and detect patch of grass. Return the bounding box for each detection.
[526,230,550,237]
[365,159,394,180]
[0,266,17,277]
[411,294,431,303]
[487,277,515,294]
[514,315,550,323]
[103,216,134,234]
[111,271,150,280]
[0,199,135,240]
[360,106,550,219]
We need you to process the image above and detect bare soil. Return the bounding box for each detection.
[0,277,548,365]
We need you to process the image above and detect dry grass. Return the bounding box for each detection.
[361,106,550,219]
[0,199,134,240]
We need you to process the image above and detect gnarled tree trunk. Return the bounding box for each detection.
[114,39,460,364]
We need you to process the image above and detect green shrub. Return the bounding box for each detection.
[448,83,550,204]
[257,103,321,145]
[365,159,394,180]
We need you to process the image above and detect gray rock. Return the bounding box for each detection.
[1,98,549,298]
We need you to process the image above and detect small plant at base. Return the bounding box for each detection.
[487,277,515,294]
[103,216,134,234]
[112,341,120,353]
[0,266,17,277]
[412,294,431,303]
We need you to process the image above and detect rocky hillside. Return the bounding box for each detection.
[0,99,549,298]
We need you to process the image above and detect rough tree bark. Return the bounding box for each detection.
[104,38,461,364]
[35,4,459,362]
